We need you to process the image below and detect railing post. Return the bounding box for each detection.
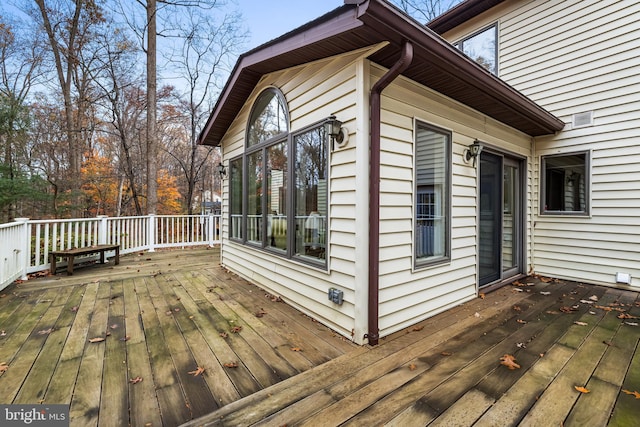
[98,215,108,245]
[15,218,30,280]
[148,214,156,252]
[207,214,215,247]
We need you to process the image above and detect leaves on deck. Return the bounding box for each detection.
[622,389,640,399]
[499,354,521,370]
[89,337,106,343]
[411,325,425,332]
[574,321,588,326]
[408,363,417,371]
[618,313,639,319]
[219,332,228,338]
[0,362,8,374]
[223,362,238,368]
[441,351,452,356]
[540,291,551,296]
[37,327,54,335]
[290,347,303,352]
[129,376,143,384]
[188,367,205,376]
[230,326,242,333]
[254,309,267,318]
[574,386,590,394]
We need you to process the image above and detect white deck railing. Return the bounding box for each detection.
[0,214,221,291]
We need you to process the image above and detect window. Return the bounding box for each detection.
[229,87,328,267]
[455,24,498,75]
[415,122,451,266]
[541,152,589,215]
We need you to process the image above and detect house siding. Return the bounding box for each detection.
[371,64,533,337]
[442,0,640,288]
[219,49,376,343]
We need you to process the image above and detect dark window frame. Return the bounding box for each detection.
[414,121,452,269]
[540,151,590,216]
[455,23,498,75]
[229,87,329,269]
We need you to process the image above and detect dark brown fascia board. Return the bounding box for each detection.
[428,0,506,34]
[198,5,359,146]
[199,0,562,146]
[361,0,564,135]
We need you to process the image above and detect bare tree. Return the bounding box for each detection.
[33,0,106,217]
[162,7,246,214]
[391,0,462,22]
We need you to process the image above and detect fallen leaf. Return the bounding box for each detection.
[539,353,545,357]
[37,328,54,335]
[441,351,452,356]
[479,293,485,299]
[512,305,522,312]
[224,362,238,368]
[575,386,590,394]
[254,310,267,318]
[622,389,640,399]
[188,367,205,376]
[0,362,8,374]
[624,322,638,326]
[411,325,424,332]
[540,277,553,283]
[603,341,614,346]
[129,376,143,384]
[589,295,599,301]
[579,299,594,304]
[540,291,551,296]
[618,313,639,319]
[120,336,131,342]
[109,324,119,329]
[1,330,6,336]
[408,363,417,371]
[500,354,521,370]
[291,347,303,352]
[71,306,79,312]
[89,337,105,343]
[513,288,524,292]
[517,319,527,324]
[219,332,228,338]
[574,321,588,326]
[231,326,242,333]
[560,306,577,313]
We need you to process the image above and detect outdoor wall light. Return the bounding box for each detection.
[464,139,483,167]
[325,115,348,149]
[217,162,227,178]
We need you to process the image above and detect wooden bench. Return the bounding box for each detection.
[50,244,120,275]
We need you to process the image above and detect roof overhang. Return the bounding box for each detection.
[427,0,506,34]
[199,0,563,146]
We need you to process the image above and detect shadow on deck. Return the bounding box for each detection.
[1,248,639,426]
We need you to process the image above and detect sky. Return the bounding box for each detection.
[238,0,344,49]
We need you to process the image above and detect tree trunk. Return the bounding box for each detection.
[146,0,158,214]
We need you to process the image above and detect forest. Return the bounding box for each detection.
[0,0,457,223]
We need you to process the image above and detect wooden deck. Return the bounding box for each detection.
[1,248,639,426]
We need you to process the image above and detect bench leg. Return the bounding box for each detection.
[50,254,57,275]
[67,256,74,275]
[114,247,120,265]
[100,250,105,264]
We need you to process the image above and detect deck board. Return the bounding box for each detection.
[1,248,639,427]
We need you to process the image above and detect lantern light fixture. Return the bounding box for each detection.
[464,140,483,167]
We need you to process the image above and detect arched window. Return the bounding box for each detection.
[247,88,288,147]
[230,87,329,268]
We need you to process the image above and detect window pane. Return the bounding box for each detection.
[415,123,449,263]
[294,126,327,262]
[247,151,263,244]
[247,90,288,147]
[230,158,243,240]
[267,141,287,252]
[542,153,587,214]
[459,25,497,74]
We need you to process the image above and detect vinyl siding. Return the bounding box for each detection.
[219,49,368,342]
[371,63,533,338]
[443,0,640,288]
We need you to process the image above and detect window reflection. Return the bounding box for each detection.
[456,25,497,75]
[247,90,288,147]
